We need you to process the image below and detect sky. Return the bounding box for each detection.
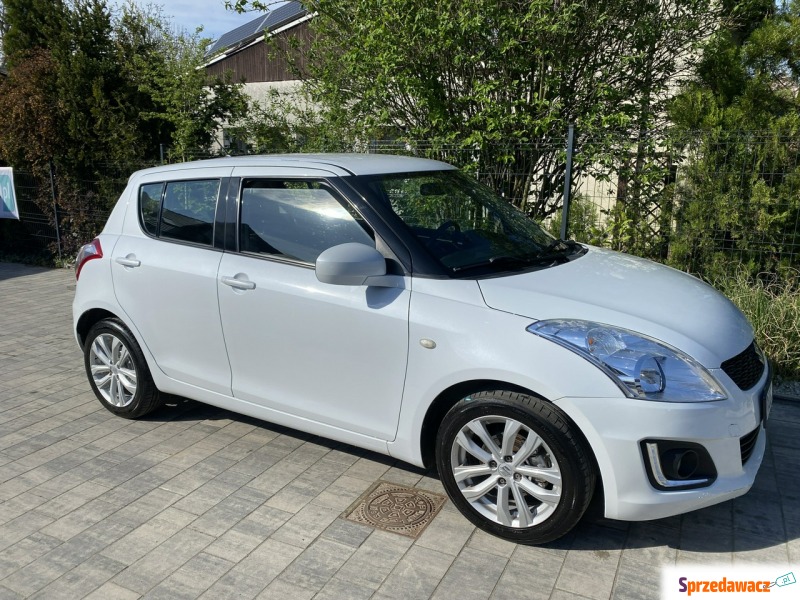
[110,0,272,42]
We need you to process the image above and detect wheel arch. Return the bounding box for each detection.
[81,311,164,418]
[76,308,120,349]
[420,379,540,468]
[419,379,603,498]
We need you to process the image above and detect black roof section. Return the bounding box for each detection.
[205,1,308,58]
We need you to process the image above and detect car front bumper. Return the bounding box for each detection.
[554,370,769,522]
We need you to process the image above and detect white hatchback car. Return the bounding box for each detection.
[73,154,771,544]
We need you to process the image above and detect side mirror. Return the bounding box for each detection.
[315,243,386,286]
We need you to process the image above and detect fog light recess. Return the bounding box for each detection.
[640,440,717,491]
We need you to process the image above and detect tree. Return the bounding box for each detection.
[1,0,248,169]
[233,86,359,153]
[112,1,176,159]
[0,2,8,64]
[0,50,66,172]
[61,0,144,174]
[0,0,248,257]
[0,0,70,67]
[126,13,248,160]
[1,0,145,176]
[667,0,800,278]
[230,0,719,220]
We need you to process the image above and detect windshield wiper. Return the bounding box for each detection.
[452,253,555,273]
[540,238,584,255]
[451,240,584,273]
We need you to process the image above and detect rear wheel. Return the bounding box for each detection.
[436,390,595,544]
[84,318,162,418]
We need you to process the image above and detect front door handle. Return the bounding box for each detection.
[221,275,256,290]
[115,256,141,268]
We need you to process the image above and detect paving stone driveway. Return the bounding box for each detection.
[0,262,798,600]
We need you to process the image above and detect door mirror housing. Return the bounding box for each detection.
[315,243,387,286]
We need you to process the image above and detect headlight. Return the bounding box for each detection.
[527,320,726,402]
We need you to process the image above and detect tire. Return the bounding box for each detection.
[83,318,162,419]
[435,390,595,544]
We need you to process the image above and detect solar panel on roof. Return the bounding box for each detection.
[206,14,270,57]
[205,1,308,57]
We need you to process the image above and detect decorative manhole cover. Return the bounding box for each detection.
[344,481,447,538]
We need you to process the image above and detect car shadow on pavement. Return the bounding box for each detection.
[148,394,406,467]
[0,262,57,281]
[145,395,798,556]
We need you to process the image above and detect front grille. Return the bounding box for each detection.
[739,426,760,465]
[721,342,764,390]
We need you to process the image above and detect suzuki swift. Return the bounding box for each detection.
[72,154,771,544]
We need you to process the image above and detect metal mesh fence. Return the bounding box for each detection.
[0,170,58,258]
[569,130,800,277]
[0,162,152,262]
[2,129,799,279]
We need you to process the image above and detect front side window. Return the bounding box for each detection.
[138,179,220,246]
[239,179,374,263]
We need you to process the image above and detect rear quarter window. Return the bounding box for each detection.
[139,183,164,236]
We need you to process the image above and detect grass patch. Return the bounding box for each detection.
[710,270,800,381]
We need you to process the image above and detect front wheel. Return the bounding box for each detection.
[436,391,595,544]
[84,318,162,419]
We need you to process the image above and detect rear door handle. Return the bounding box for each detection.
[221,275,256,290]
[115,256,141,268]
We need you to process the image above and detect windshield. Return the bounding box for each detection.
[351,169,579,274]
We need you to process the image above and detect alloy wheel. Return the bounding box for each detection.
[89,333,138,407]
[450,415,563,528]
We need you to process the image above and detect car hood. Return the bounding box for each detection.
[477,246,753,367]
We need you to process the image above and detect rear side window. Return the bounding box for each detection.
[239,179,374,263]
[138,179,220,246]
